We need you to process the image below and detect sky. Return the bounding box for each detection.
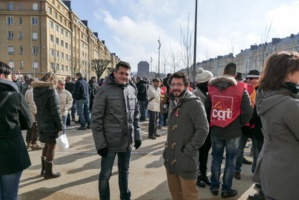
[70,0,299,73]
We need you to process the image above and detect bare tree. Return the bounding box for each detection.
[169,42,180,73]
[91,59,111,80]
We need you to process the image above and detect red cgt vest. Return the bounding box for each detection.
[208,82,244,128]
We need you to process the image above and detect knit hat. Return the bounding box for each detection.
[196,68,213,83]
[235,72,243,81]
[246,70,260,78]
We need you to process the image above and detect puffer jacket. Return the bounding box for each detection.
[32,81,63,135]
[25,86,37,122]
[147,84,160,112]
[0,79,32,175]
[91,74,141,152]
[163,90,209,180]
[57,88,73,116]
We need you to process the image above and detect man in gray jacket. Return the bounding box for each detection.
[163,72,209,200]
[91,61,142,200]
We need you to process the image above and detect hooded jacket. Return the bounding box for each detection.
[0,79,32,175]
[32,81,63,135]
[163,90,209,179]
[91,74,141,152]
[253,89,299,200]
[57,88,73,117]
[207,75,253,139]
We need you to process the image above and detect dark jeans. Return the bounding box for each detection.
[26,122,39,144]
[71,101,77,120]
[99,151,131,200]
[138,100,147,121]
[62,115,67,134]
[77,99,90,128]
[158,113,164,128]
[0,171,22,200]
[210,136,240,192]
[235,134,248,172]
[252,128,264,173]
[199,132,211,175]
[148,110,158,137]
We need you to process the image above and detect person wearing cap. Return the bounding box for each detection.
[193,68,214,188]
[147,78,161,139]
[207,63,252,198]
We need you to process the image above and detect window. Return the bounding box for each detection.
[56,50,59,57]
[61,28,64,35]
[61,40,64,46]
[50,62,54,70]
[56,24,59,32]
[60,15,62,23]
[32,3,38,10]
[19,17,22,24]
[65,43,68,49]
[8,31,13,40]
[32,17,38,25]
[56,37,59,44]
[54,11,57,19]
[50,48,54,56]
[56,64,59,71]
[50,34,54,42]
[7,16,13,25]
[66,54,68,61]
[48,6,52,14]
[50,20,53,29]
[32,32,38,40]
[32,62,38,69]
[61,65,64,71]
[65,31,68,38]
[19,31,23,40]
[66,66,68,72]
[8,2,14,10]
[19,3,23,10]
[20,61,24,69]
[32,47,38,55]
[19,46,23,54]
[9,61,15,69]
[8,46,14,55]
[61,52,64,59]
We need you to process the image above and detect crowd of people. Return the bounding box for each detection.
[1,51,299,200]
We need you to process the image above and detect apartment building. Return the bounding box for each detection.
[0,0,119,79]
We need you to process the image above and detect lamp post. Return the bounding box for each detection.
[150,56,152,78]
[158,39,161,78]
[192,0,198,82]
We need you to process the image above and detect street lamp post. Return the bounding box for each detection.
[150,56,153,78]
[193,0,198,82]
[158,39,161,78]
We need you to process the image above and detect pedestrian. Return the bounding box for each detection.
[25,77,43,150]
[91,61,142,200]
[158,79,167,129]
[147,78,161,139]
[12,73,22,92]
[163,72,209,200]
[74,72,90,130]
[0,61,32,200]
[136,77,148,121]
[193,68,214,187]
[65,75,76,124]
[32,72,63,179]
[57,80,73,134]
[88,76,99,112]
[253,51,299,200]
[21,74,32,95]
[207,63,253,198]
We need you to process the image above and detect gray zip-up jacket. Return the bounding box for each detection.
[91,74,141,152]
[163,90,209,179]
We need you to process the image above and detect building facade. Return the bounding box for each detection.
[0,0,120,79]
[137,61,149,78]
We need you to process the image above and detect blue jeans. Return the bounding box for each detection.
[0,171,22,200]
[76,100,90,128]
[235,134,248,172]
[210,136,240,192]
[99,151,131,200]
[138,100,147,121]
[158,113,164,127]
[71,101,77,120]
[62,115,67,134]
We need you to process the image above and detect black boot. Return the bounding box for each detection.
[196,175,206,188]
[41,156,46,177]
[201,174,211,185]
[44,160,61,179]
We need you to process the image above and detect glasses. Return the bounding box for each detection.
[170,83,184,87]
[246,78,258,80]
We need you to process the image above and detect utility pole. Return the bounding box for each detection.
[150,56,153,78]
[192,0,198,82]
[158,39,161,78]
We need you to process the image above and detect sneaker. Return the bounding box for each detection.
[221,189,238,199]
[234,171,241,180]
[154,134,161,137]
[243,157,252,164]
[248,192,265,200]
[77,127,86,130]
[148,136,156,140]
[210,188,219,196]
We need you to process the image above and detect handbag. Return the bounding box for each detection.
[56,134,70,151]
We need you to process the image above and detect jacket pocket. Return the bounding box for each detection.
[177,151,197,172]
[128,94,136,110]
[105,127,122,148]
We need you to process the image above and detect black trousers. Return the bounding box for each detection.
[148,110,158,137]
[199,132,212,175]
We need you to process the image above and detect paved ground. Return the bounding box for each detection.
[19,120,258,200]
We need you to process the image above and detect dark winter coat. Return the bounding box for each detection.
[73,78,90,100]
[65,81,75,97]
[206,75,253,139]
[91,74,141,152]
[136,80,148,101]
[163,90,209,179]
[0,79,32,175]
[32,81,63,136]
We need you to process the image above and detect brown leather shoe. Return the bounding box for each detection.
[234,171,241,180]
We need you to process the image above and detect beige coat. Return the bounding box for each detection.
[147,84,160,112]
[24,86,36,122]
[57,89,73,117]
